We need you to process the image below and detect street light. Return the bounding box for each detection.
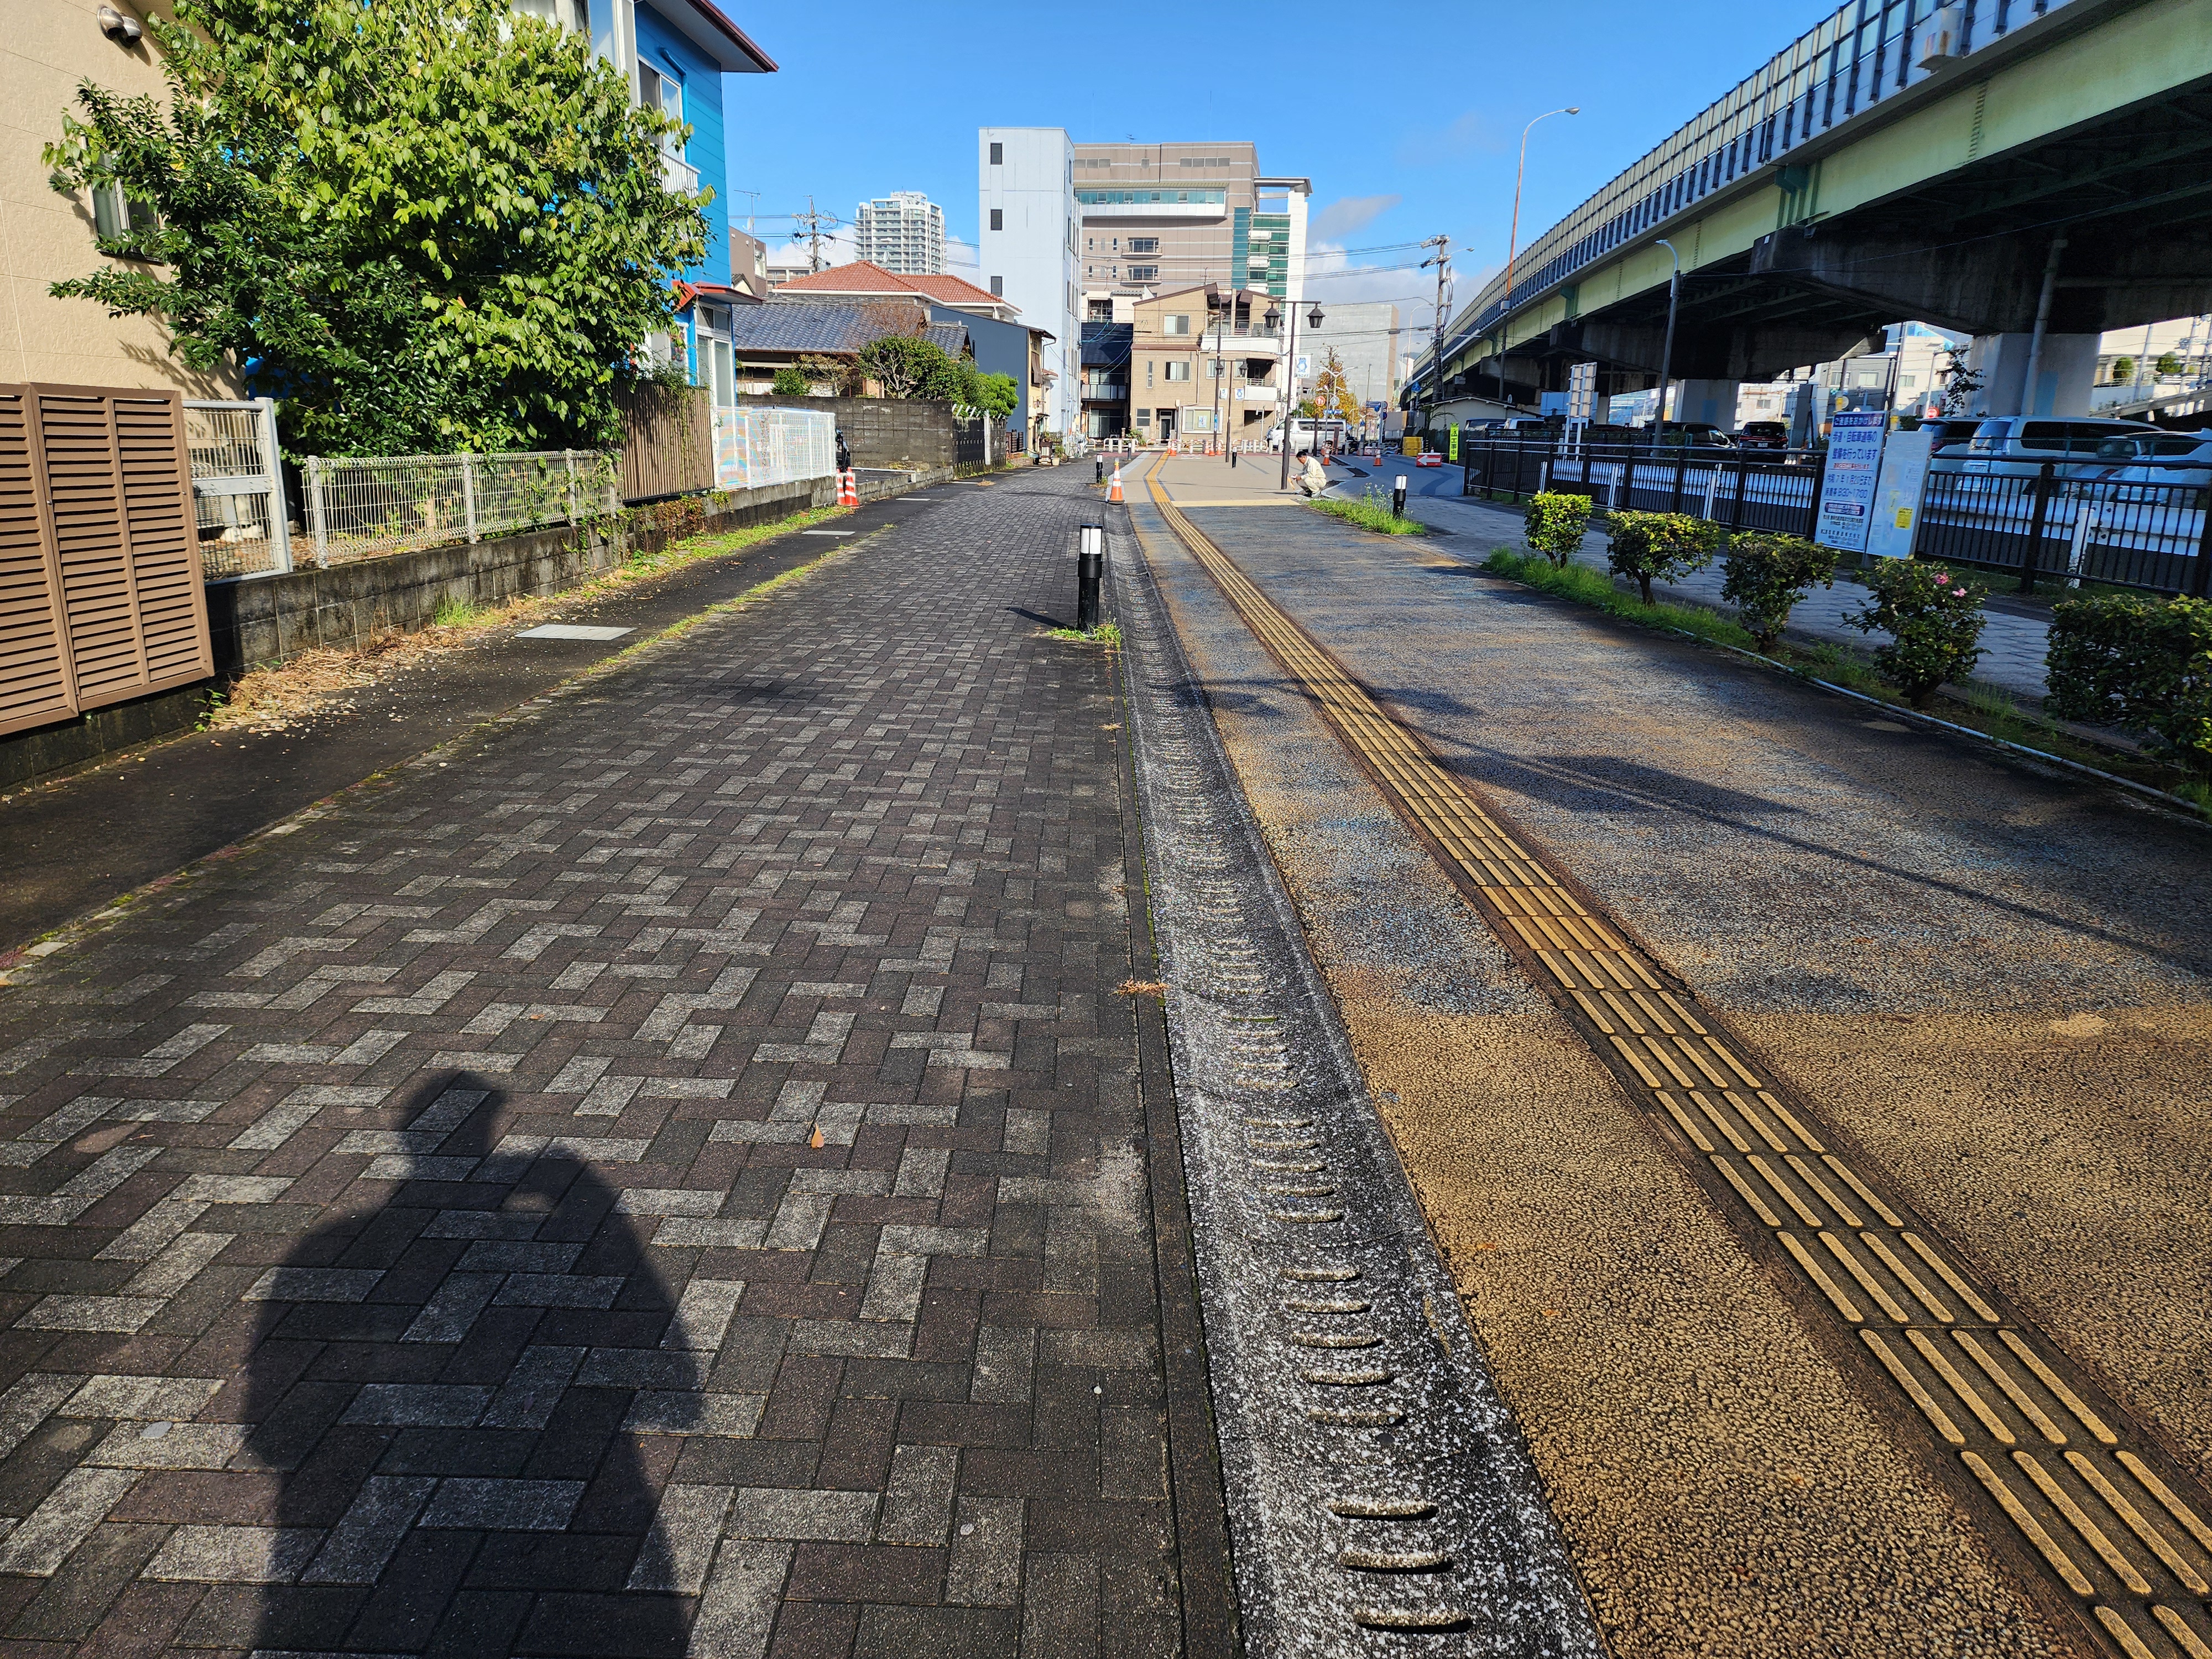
[1503,108,1579,323]
[1274,300,1326,493]
[1650,237,1681,452]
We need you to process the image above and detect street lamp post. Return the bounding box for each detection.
[1650,238,1681,452]
[1502,107,1578,327]
[1274,300,1326,493]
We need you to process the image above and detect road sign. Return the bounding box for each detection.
[1863,426,1933,560]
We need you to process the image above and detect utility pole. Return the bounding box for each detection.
[1421,235,1450,446]
[1650,238,1681,451]
[792,197,839,273]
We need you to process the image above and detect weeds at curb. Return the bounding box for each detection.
[1046,622,1123,646]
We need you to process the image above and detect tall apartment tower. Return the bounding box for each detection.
[979,128,1081,439]
[1070,142,1308,306]
[854,192,947,276]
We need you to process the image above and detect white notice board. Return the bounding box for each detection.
[1863,426,1934,561]
[1814,411,1886,553]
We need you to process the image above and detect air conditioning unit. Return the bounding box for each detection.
[1919,3,1967,69]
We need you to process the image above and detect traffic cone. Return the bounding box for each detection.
[1107,467,1124,505]
[837,469,858,507]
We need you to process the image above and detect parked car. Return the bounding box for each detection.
[1644,422,1737,450]
[1919,417,1984,457]
[1734,420,1789,451]
[2093,429,2212,495]
[1933,415,2160,479]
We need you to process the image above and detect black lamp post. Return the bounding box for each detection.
[1275,300,1326,493]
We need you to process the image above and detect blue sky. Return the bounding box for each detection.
[719,0,1841,310]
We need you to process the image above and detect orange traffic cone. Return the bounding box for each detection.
[1107,466,1124,505]
[837,469,858,507]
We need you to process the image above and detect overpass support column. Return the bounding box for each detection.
[1965,333,2101,418]
[1670,379,1741,429]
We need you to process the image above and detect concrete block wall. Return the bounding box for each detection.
[733,396,958,472]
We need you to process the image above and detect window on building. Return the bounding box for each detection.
[990,208,1003,232]
[1128,237,1159,254]
[1164,362,1191,383]
[989,142,1003,165]
[638,63,684,157]
[91,181,156,243]
[1163,315,1190,336]
[1146,362,1154,387]
[1135,408,1152,425]
[1111,238,1119,252]
[1127,266,1158,282]
[1086,237,1094,251]
[990,276,1003,296]
[1901,374,1919,388]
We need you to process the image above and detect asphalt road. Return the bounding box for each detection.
[1139,453,2212,1658]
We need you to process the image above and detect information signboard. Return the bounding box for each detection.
[1863,426,1934,560]
[1814,411,1886,552]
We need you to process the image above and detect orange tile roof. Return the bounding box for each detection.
[775,262,1013,312]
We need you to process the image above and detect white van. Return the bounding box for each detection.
[1944,416,2160,479]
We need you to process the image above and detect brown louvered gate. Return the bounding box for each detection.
[0,384,212,738]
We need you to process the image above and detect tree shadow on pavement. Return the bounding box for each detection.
[244,1071,702,1657]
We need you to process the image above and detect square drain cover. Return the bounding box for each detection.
[515,624,633,641]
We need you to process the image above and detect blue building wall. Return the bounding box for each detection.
[634,4,731,290]
[931,306,1036,436]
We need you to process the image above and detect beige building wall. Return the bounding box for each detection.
[4,0,237,393]
[1075,142,1257,299]
[1129,284,1279,444]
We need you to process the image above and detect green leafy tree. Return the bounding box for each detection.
[1522,492,1593,569]
[2111,356,2137,385]
[971,372,1019,421]
[2157,351,2186,377]
[771,365,812,396]
[1937,347,1982,416]
[1846,560,1987,707]
[858,334,954,399]
[1605,510,1720,605]
[42,0,706,457]
[1722,531,1838,651]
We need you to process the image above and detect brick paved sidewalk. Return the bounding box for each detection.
[0,471,1225,1657]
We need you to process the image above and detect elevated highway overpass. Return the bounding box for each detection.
[1410,0,2212,429]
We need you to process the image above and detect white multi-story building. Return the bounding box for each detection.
[980,128,1081,440]
[854,192,947,276]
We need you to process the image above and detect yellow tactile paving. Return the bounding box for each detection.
[1143,456,2212,1659]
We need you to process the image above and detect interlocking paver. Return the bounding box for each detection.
[0,469,1221,1656]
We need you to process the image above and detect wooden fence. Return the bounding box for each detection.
[615,383,714,503]
[2,384,212,738]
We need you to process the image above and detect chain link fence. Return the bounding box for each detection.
[300,449,619,566]
[711,405,835,492]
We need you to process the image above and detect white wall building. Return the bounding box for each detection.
[854,192,947,276]
[980,128,1081,440]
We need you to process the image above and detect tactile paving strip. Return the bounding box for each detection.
[1145,461,2212,1659]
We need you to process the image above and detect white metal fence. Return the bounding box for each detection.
[712,405,836,492]
[186,398,291,580]
[301,449,619,567]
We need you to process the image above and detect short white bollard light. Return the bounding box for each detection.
[1392,475,1409,519]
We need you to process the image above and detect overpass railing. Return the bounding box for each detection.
[1462,435,2212,597]
[1420,0,2088,383]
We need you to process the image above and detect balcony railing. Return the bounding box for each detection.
[661,150,700,194]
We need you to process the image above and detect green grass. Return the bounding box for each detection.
[432,594,480,628]
[1045,621,1122,646]
[1480,547,1755,650]
[1313,492,1427,537]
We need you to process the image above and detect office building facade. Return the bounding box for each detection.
[1072,143,1307,309]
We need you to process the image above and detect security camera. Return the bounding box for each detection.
[97,5,143,42]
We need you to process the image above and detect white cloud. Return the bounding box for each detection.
[766,230,857,269]
[1311,194,1402,243]
[1394,109,1505,166]
[945,234,979,270]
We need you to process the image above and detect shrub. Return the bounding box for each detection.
[1523,492,1594,567]
[1605,511,1721,604]
[771,366,811,397]
[1316,488,1426,536]
[1845,560,1987,707]
[1721,531,1838,651]
[2045,593,2212,771]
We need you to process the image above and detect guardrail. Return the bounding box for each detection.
[1461,434,2212,597]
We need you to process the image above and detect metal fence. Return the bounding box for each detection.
[1465,435,1827,538]
[1918,463,2211,596]
[185,398,291,580]
[300,449,619,567]
[711,405,836,493]
[1462,434,2212,596]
